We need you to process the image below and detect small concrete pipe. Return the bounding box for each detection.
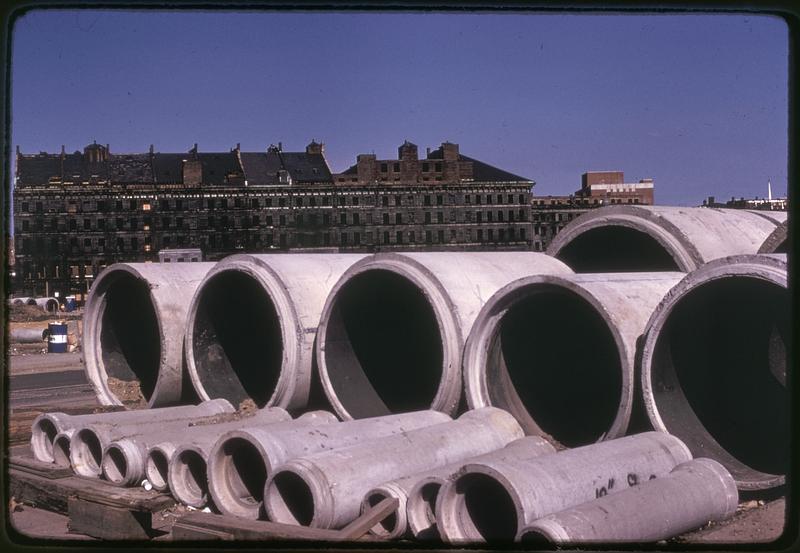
[32,399,234,463]
[547,205,784,272]
[166,411,338,508]
[463,272,684,445]
[366,436,555,540]
[208,409,451,520]
[104,407,291,488]
[68,399,234,478]
[10,327,48,343]
[266,407,524,530]
[84,262,216,407]
[436,431,692,543]
[758,220,788,254]
[52,432,73,468]
[185,253,367,411]
[641,254,789,491]
[518,458,738,544]
[35,297,60,313]
[316,252,573,419]
[405,436,556,541]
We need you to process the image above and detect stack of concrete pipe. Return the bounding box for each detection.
[63,204,786,542]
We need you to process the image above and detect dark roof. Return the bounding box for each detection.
[460,154,532,183]
[239,151,332,185]
[16,154,62,185]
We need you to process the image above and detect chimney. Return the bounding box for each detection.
[149,144,154,155]
[306,140,325,155]
[278,141,283,152]
[426,147,431,157]
[441,142,459,161]
[398,140,418,161]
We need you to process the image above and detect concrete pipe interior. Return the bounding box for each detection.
[651,277,788,479]
[218,438,268,511]
[174,449,209,503]
[99,273,161,402]
[31,418,58,461]
[52,435,72,468]
[452,473,519,542]
[147,450,170,490]
[269,471,316,526]
[323,269,444,418]
[485,286,622,446]
[556,226,681,272]
[103,445,128,484]
[410,482,442,539]
[192,271,283,407]
[44,299,59,312]
[72,429,103,475]
[365,492,399,536]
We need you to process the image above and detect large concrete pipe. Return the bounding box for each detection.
[463,272,684,445]
[436,431,692,543]
[165,411,338,508]
[10,327,48,343]
[208,409,450,520]
[34,297,60,313]
[517,458,738,544]
[316,252,573,420]
[547,205,783,272]
[185,253,367,411]
[405,436,556,541]
[10,297,32,305]
[102,407,291,487]
[266,408,523,530]
[68,399,234,477]
[641,254,789,491]
[31,399,234,463]
[758,220,789,254]
[366,436,555,540]
[84,262,216,408]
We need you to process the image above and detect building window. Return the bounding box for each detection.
[425,212,431,224]
[323,233,331,246]
[450,229,457,241]
[395,213,402,225]
[476,195,482,205]
[487,212,494,223]
[21,202,29,212]
[422,162,430,172]
[382,196,389,207]
[21,220,29,231]
[396,231,403,244]
[279,215,286,226]
[409,232,416,243]
[424,195,431,206]
[393,163,400,172]
[488,229,494,241]
[477,212,483,223]
[395,195,402,206]
[477,229,484,241]
[437,230,444,243]
[142,202,151,211]
[341,232,348,246]
[425,230,432,243]
[437,212,443,224]
[353,213,360,225]
[295,197,303,206]
[340,213,347,225]
[353,232,361,245]
[381,163,388,173]
[383,213,390,225]
[498,211,504,222]
[436,195,443,205]
[520,228,526,240]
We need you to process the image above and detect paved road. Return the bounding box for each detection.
[8,352,84,375]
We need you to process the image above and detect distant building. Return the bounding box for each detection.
[13,140,534,297]
[702,193,787,212]
[158,248,203,263]
[530,171,655,251]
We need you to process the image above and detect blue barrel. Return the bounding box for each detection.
[47,322,69,353]
[65,296,76,312]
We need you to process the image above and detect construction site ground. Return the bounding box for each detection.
[5,350,789,544]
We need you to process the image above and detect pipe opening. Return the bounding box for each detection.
[31,418,58,461]
[519,529,553,545]
[410,482,442,539]
[652,276,788,477]
[486,286,622,446]
[192,271,283,407]
[269,471,315,526]
[220,438,267,508]
[175,449,208,503]
[147,450,169,489]
[45,299,59,312]
[73,429,103,475]
[26,298,37,306]
[366,492,398,536]
[324,269,443,418]
[52,435,71,467]
[103,445,128,484]
[454,473,518,542]
[556,227,680,272]
[99,273,161,401]
[773,240,788,254]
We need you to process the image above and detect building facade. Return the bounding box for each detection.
[13,140,533,298]
[530,171,655,251]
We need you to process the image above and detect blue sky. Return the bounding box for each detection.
[10,10,789,205]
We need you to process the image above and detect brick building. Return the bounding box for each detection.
[530,171,655,251]
[13,140,534,298]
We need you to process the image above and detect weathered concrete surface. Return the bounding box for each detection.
[83,262,216,407]
[266,408,523,530]
[463,272,683,445]
[362,436,556,540]
[547,205,783,272]
[67,399,234,477]
[678,498,786,544]
[207,409,450,520]
[166,410,337,507]
[10,327,47,343]
[316,252,573,420]
[436,431,692,543]
[103,407,292,487]
[518,458,738,543]
[758,220,788,254]
[640,254,788,491]
[185,253,367,411]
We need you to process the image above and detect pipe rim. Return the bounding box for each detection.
[83,264,165,407]
[102,439,144,487]
[463,274,633,442]
[184,256,301,409]
[146,444,174,491]
[31,413,64,463]
[546,208,699,272]
[641,255,788,490]
[169,445,210,508]
[316,254,463,420]
[52,432,73,468]
[361,483,408,539]
[206,430,272,519]
[264,459,334,529]
[758,221,788,254]
[407,475,448,538]
[70,427,105,477]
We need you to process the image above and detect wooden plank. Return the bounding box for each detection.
[68,497,153,540]
[338,497,398,540]
[10,455,74,480]
[9,469,175,515]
